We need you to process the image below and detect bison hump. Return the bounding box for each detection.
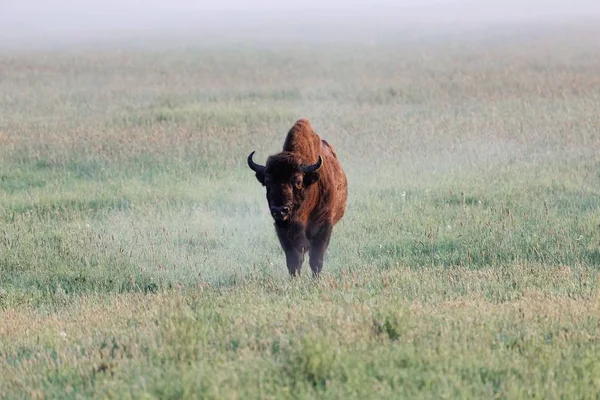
[321,139,338,158]
[283,119,321,161]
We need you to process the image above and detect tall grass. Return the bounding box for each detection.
[1,26,600,398]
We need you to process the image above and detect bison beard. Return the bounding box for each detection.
[247,119,348,277]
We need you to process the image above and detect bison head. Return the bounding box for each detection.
[247,151,322,222]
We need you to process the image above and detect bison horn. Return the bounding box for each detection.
[247,151,266,173]
[301,155,323,174]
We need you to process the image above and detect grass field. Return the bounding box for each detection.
[1,24,600,398]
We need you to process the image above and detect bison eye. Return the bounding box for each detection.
[293,177,302,189]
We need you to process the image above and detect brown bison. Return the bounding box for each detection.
[247,119,348,277]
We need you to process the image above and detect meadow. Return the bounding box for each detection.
[1,24,600,398]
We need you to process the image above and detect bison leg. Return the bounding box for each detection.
[284,248,305,277]
[276,224,308,277]
[309,223,333,277]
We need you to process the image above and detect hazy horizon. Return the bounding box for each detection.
[1,0,600,49]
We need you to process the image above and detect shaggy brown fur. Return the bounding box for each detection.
[247,119,348,276]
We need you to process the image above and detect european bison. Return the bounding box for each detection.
[247,119,348,277]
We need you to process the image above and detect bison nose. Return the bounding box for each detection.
[270,206,290,220]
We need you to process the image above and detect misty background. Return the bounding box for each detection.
[1,0,599,49]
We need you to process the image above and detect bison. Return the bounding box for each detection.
[247,118,348,277]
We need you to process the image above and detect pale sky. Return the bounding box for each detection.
[1,0,599,47]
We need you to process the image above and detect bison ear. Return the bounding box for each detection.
[303,171,320,187]
[255,171,266,186]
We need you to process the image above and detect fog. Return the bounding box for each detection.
[1,0,599,49]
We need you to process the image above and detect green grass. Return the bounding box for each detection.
[1,25,600,398]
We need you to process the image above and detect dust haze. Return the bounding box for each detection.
[1,0,599,49]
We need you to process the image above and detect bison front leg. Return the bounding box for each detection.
[276,224,308,277]
[309,223,333,277]
[284,247,305,277]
